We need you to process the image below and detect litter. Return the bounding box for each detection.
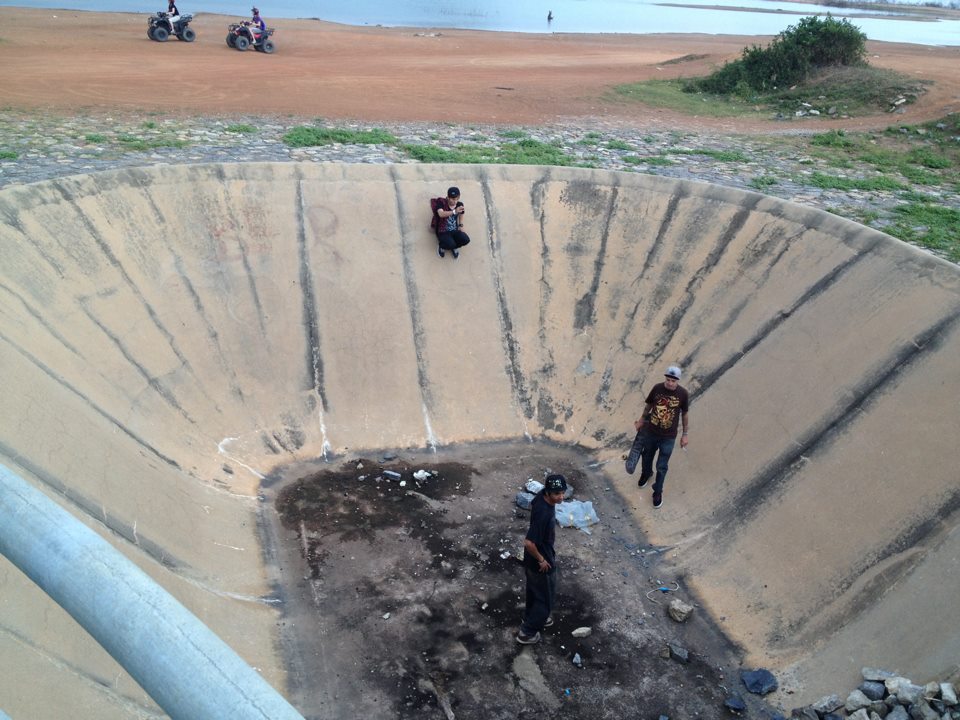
[555,500,600,534]
[645,581,681,604]
[515,491,536,509]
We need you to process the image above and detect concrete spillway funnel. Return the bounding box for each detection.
[0,163,957,717]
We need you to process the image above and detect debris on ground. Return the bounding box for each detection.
[668,598,694,623]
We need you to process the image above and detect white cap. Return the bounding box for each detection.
[665,365,682,380]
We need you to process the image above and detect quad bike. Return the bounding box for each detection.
[226,21,276,53]
[148,11,196,42]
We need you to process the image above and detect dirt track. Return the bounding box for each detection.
[1,7,958,131]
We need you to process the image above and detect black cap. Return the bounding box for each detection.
[447,186,460,198]
[544,474,567,493]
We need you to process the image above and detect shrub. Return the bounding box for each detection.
[688,16,867,94]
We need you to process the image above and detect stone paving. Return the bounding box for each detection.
[1,109,955,257]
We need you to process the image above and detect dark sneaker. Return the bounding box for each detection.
[637,474,651,488]
[438,246,445,258]
[652,492,663,509]
[452,248,460,259]
[543,617,554,628]
[516,631,541,645]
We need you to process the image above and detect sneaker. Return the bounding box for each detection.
[516,631,541,645]
[637,474,651,488]
[543,617,554,628]
[652,492,663,509]
[438,246,445,258]
[452,248,460,259]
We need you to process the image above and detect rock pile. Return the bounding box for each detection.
[786,668,958,720]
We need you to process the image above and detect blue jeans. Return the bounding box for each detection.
[520,566,556,635]
[640,432,676,494]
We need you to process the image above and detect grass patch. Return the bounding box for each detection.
[803,171,906,192]
[899,165,942,186]
[142,121,158,130]
[749,175,779,190]
[670,148,749,162]
[84,133,107,143]
[609,80,769,118]
[283,126,398,147]
[225,123,257,134]
[605,139,634,151]
[811,129,860,149]
[888,201,960,262]
[793,114,958,212]
[401,138,573,166]
[612,66,925,121]
[907,147,951,169]
[115,134,188,152]
[0,150,17,160]
[769,65,926,117]
[623,154,674,166]
[498,129,527,139]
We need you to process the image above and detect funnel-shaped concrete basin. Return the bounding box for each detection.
[1,163,958,717]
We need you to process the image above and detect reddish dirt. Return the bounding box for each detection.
[1,7,957,131]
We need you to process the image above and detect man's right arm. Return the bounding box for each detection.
[524,538,551,572]
[634,402,652,431]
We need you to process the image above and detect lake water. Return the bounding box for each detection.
[4,0,959,45]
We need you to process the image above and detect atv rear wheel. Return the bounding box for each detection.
[147,27,155,40]
[235,35,250,51]
[262,39,275,54]
[180,27,196,41]
[226,33,236,47]
[153,25,169,41]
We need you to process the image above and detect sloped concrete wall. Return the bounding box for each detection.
[0,163,957,716]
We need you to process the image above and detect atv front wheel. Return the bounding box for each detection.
[235,35,250,51]
[153,26,169,41]
[148,27,156,40]
[262,39,275,54]
[180,27,196,41]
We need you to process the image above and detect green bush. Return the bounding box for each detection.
[687,16,866,94]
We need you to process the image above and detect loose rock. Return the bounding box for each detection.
[667,598,694,623]
[741,668,778,695]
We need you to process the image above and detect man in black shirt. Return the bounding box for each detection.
[627,365,690,509]
[516,474,567,645]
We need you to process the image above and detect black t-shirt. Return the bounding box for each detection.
[643,382,689,438]
[523,491,557,572]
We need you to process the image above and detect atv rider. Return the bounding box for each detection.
[166,0,180,32]
[249,7,266,38]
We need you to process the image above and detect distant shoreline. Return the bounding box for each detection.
[2,0,959,40]
[658,2,943,22]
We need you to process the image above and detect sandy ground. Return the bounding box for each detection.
[0,6,958,131]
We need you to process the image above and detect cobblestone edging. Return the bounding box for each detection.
[1,109,956,258]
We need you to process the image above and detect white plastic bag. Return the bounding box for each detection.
[555,500,600,534]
